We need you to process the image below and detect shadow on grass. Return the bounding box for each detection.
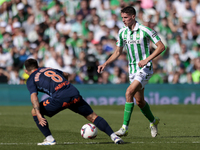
[56,135,200,145]
[57,142,120,145]
[159,135,200,138]
[123,135,200,140]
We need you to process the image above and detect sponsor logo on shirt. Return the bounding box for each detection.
[62,97,80,107]
[55,81,70,91]
[124,40,141,44]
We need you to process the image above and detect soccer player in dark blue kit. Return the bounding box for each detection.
[24,58,123,145]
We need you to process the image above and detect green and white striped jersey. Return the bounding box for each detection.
[116,22,160,74]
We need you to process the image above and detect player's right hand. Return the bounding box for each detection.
[97,64,106,74]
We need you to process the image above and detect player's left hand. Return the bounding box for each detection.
[138,59,148,68]
[38,116,47,127]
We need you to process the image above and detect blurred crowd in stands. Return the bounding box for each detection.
[0,0,200,85]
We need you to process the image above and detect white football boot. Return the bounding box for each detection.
[113,136,124,144]
[150,117,160,137]
[115,126,128,137]
[37,139,56,145]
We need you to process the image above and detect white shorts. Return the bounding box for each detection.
[129,67,153,89]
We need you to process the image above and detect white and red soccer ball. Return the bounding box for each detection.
[81,123,98,139]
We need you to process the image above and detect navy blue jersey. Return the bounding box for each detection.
[26,67,79,98]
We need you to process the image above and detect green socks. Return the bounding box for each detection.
[123,101,155,126]
[140,102,155,122]
[123,102,134,126]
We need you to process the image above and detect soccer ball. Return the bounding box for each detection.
[81,123,98,139]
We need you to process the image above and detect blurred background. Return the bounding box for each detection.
[0,0,200,85]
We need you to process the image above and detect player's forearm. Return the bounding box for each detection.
[31,93,41,116]
[31,98,41,115]
[104,47,122,66]
[146,41,165,62]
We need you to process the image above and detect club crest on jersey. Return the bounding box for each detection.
[136,33,140,38]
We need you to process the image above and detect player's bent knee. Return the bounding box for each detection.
[125,90,134,102]
[126,88,134,96]
[125,90,130,98]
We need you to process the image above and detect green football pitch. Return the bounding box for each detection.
[0,105,199,150]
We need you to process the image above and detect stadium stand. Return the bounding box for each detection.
[0,0,199,84]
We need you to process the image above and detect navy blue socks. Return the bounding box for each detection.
[33,116,52,137]
[93,116,114,136]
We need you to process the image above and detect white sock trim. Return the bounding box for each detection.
[122,124,128,130]
[125,102,134,104]
[46,135,54,141]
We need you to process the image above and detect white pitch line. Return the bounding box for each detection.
[0,143,34,145]
[0,141,200,145]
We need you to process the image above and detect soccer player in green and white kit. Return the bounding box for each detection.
[97,6,165,137]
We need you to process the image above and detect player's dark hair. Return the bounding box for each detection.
[121,6,136,16]
[24,58,39,72]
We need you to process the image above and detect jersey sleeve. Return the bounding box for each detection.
[144,27,161,44]
[26,77,38,95]
[116,29,125,47]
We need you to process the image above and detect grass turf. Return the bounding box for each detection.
[0,105,200,150]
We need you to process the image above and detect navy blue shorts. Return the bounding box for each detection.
[39,95,93,117]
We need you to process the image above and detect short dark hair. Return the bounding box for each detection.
[121,6,136,16]
[24,58,39,72]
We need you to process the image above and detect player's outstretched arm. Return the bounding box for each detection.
[97,46,123,73]
[31,93,47,127]
[138,41,165,68]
